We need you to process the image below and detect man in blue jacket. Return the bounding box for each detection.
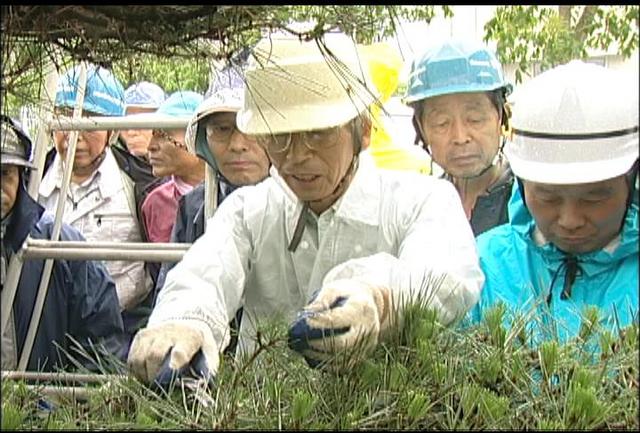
[469,61,639,348]
[1,115,125,372]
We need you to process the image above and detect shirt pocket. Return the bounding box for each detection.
[93,211,141,243]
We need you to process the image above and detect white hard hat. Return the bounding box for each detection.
[236,33,379,135]
[506,60,639,184]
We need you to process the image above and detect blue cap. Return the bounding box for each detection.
[125,81,166,109]
[156,91,203,117]
[404,38,512,104]
[55,64,126,116]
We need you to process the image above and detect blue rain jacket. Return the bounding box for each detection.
[469,184,638,346]
[3,187,125,372]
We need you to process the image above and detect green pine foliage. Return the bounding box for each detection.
[1,303,638,430]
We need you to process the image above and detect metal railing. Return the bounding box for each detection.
[2,371,128,402]
[2,61,216,383]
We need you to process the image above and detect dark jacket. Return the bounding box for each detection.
[469,164,514,236]
[444,164,514,236]
[2,187,125,372]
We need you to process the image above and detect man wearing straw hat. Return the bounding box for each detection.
[128,32,483,385]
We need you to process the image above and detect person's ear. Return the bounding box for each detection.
[359,116,372,152]
[412,114,430,152]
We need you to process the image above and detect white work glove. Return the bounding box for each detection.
[288,278,393,370]
[127,320,219,388]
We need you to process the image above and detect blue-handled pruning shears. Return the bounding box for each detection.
[152,348,215,407]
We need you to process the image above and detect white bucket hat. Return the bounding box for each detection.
[506,60,639,184]
[236,32,380,135]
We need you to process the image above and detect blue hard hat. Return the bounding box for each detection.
[125,81,166,109]
[156,91,203,118]
[55,64,126,116]
[404,39,512,104]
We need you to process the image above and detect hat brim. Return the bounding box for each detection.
[507,152,638,184]
[1,154,35,169]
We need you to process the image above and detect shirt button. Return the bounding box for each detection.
[300,240,309,250]
[354,245,362,253]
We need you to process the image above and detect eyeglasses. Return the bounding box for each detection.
[152,129,186,149]
[206,123,256,144]
[255,124,346,156]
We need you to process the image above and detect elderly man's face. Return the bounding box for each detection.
[148,129,202,178]
[524,176,629,254]
[1,164,20,219]
[206,112,270,186]
[259,118,371,214]
[418,92,502,178]
[120,106,156,158]
[52,108,110,178]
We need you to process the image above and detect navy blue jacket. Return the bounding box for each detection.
[3,186,125,372]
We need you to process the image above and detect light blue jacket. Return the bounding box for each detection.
[469,184,638,346]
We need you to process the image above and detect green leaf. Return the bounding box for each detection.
[0,403,25,431]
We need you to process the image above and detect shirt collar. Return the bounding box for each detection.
[272,151,381,237]
[39,148,123,199]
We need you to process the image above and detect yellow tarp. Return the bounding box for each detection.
[361,42,431,175]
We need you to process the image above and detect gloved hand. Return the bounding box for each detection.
[127,320,219,388]
[288,278,392,370]
[152,347,215,392]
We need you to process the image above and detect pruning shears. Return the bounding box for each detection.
[152,348,216,407]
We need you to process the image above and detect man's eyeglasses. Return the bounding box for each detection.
[206,123,256,144]
[255,123,349,156]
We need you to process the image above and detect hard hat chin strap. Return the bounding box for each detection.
[467,148,503,180]
[621,159,639,224]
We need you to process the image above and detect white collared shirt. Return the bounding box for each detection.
[39,148,151,311]
[151,152,484,356]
